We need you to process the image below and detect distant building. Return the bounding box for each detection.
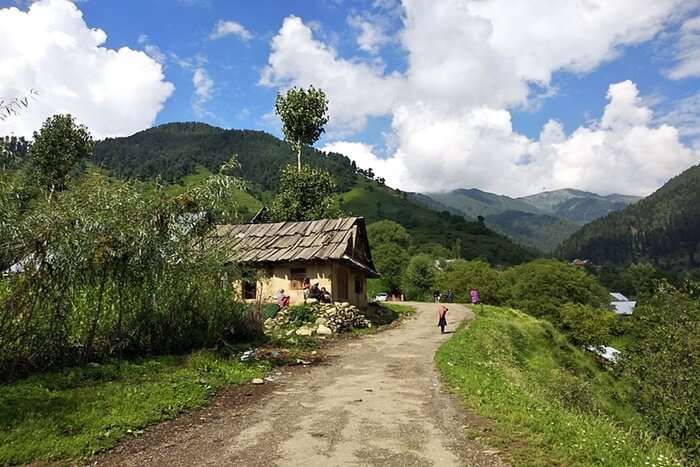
[610,292,636,315]
[214,217,379,309]
[586,345,621,363]
[571,259,590,267]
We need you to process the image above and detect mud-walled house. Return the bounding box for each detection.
[214,217,379,309]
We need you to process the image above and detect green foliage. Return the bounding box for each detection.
[559,303,615,347]
[502,259,609,320]
[622,282,700,456]
[0,167,260,379]
[275,86,329,169]
[371,242,409,292]
[28,114,94,192]
[436,305,684,467]
[621,262,663,298]
[401,254,436,301]
[0,352,268,464]
[268,164,339,222]
[285,304,317,326]
[367,220,410,248]
[436,260,505,304]
[559,163,700,276]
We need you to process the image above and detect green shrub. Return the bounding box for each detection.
[502,259,608,320]
[621,282,700,457]
[559,303,615,347]
[401,254,436,301]
[286,304,317,326]
[436,259,505,304]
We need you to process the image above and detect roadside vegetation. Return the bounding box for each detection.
[437,305,686,467]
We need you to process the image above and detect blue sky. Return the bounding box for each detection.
[1,0,700,196]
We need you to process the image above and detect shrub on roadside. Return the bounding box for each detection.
[436,259,505,304]
[401,254,436,301]
[559,303,615,347]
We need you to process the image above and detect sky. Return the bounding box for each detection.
[1,0,700,197]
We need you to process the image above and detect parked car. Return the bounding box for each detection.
[374,292,388,302]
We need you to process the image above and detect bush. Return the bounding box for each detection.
[502,259,609,320]
[621,282,700,456]
[559,303,615,347]
[436,259,505,304]
[401,254,436,301]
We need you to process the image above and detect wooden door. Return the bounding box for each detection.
[336,268,348,300]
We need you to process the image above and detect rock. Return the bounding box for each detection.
[295,326,314,336]
[305,298,318,304]
[314,317,328,326]
[252,378,264,385]
[316,324,333,335]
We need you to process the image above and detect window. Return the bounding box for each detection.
[354,276,363,294]
[290,267,307,289]
[243,280,257,300]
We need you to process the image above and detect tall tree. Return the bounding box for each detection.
[275,86,329,171]
[28,114,93,194]
[269,165,338,222]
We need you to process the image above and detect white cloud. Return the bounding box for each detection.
[264,0,699,196]
[210,19,253,41]
[666,16,700,79]
[192,67,213,117]
[348,14,390,54]
[0,0,174,139]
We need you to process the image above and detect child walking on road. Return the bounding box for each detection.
[437,305,448,334]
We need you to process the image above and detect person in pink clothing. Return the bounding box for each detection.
[437,305,448,334]
[470,288,480,305]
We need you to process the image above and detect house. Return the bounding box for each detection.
[609,292,636,315]
[586,345,621,364]
[214,217,379,308]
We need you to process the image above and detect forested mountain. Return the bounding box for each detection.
[519,188,641,224]
[559,164,700,275]
[93,123,535,265]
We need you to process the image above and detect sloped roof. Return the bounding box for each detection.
[214,217,379,276]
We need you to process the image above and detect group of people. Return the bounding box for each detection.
[433,289,455,303]
[303,278,332,303]
[435,287,481,334]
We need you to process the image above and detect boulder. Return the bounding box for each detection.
[252,378,264,385]
[316,324,333,335]
[295,326,314,336]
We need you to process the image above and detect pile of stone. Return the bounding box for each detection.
[263,302,371,337]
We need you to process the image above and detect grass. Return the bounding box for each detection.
[381,302,417,316]
[0,351,268,465]
[436,305,686,467]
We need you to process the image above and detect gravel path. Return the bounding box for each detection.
[95,302,506,467]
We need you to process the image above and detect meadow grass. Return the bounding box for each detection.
[0,351,268,464]
[436,305,686,467]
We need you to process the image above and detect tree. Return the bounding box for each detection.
[28,114,93,194]
[436,260,504,304]
[269,165,338,222]
[373,242,410,292]
[275,86,329,171]
[402,254,436,301]
[367,220,410,249]
[0,89,38,121]
[502,259,609,320]
[559,303,614,347]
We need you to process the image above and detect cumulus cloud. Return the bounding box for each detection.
[210,19,253,41]
[264,0,699,196]
[348,14,390,54]
[0,0,174,138]
[666,16,700,79]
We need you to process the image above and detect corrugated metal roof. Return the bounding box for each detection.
[214,217,378,275]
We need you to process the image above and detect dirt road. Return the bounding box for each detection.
[96,302,505,466]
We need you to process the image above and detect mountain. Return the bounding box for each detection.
[93,123,536,265]
[559,164,700,275]
[519,189,641,224]
[415,187,640,253]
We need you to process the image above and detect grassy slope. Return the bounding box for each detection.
[341,179,535,265]
[0,352,267,464]
[436,306,684,467]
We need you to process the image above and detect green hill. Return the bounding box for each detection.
[520,188,641,224]
[559,164,700,275]
[93,123,535,265]
[484,210,579,253]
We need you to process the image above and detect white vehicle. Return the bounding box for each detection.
[374,292,388,302]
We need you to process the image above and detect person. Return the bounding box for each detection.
[302,278,311,299]
[437,304,448,334]
[308,282,322,301]
[433,289,441,303]
[276,289,290,308]
[319,286,332,303]
[470,288,481,307]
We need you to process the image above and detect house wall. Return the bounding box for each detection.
[237,261,368,309]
